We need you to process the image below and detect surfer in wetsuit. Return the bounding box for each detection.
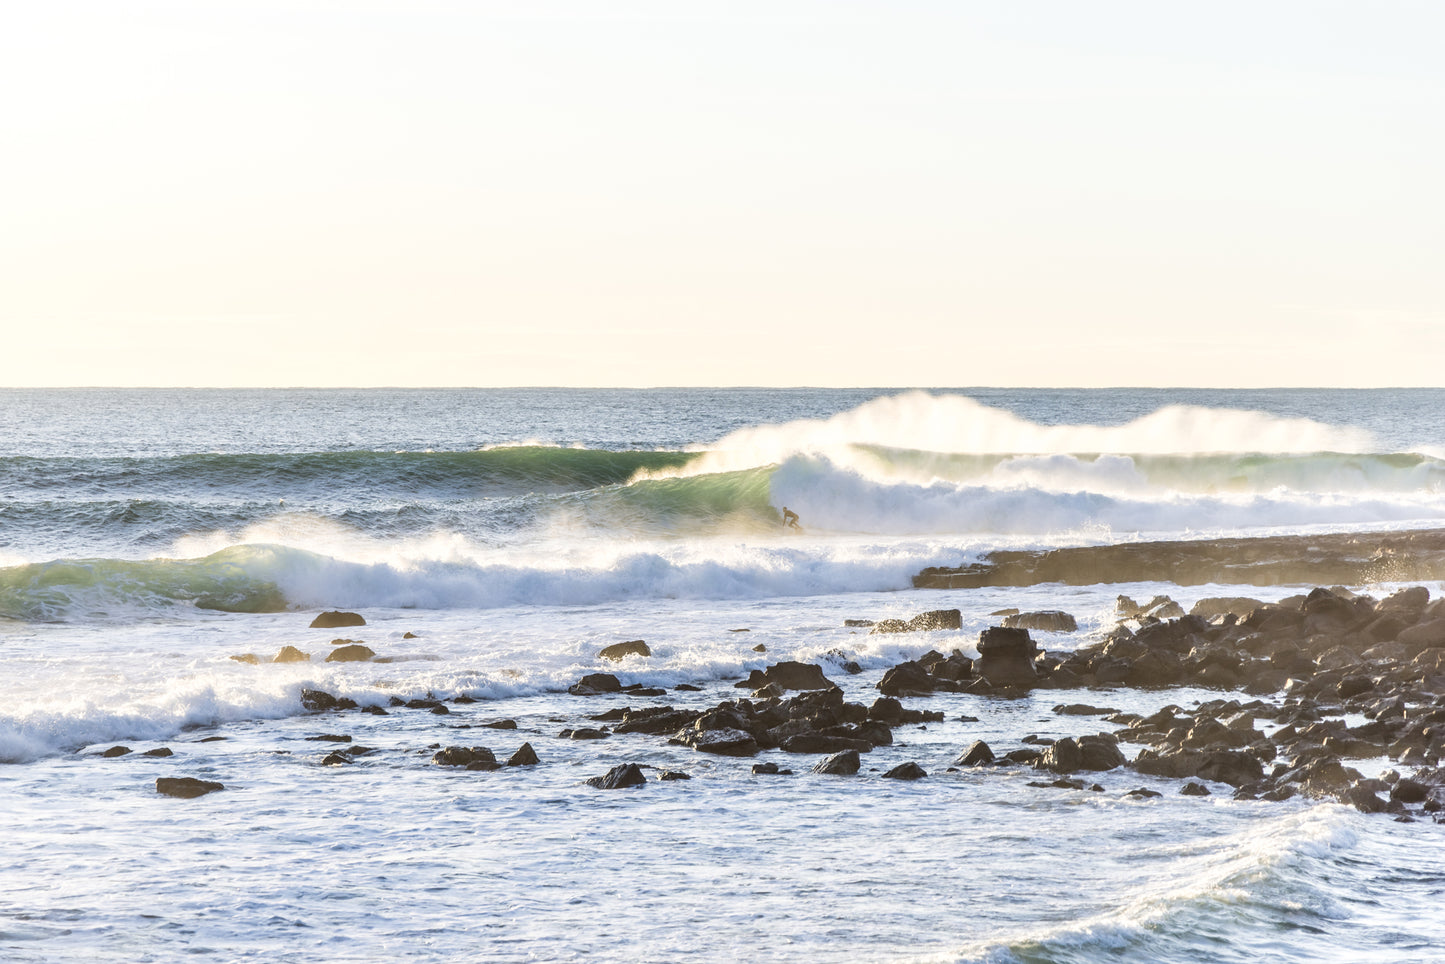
[782,507,801,531]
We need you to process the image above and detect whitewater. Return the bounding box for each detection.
[3,387,1445,962]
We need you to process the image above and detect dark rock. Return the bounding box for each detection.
[507,743,539,766]
[326,644,375,663]
[481,719,518,729]
[101,746,132,758]
[688,729,760,756]
[813,750,861,775]
[761,661,834,691]
[599,640,651,661]
[306,734,352,743]
[559,728,610,740]
[586,762,646,789]
[432,746,496,767]
[659,770,691,780]
[141,747,174,758]
[844,619,875,627]
[403,631,418,639]
[156,777,224,798]
[568,673,623,696]
[780,734,873,755]
[310,611,366,629]
[753,644,767,653]
[870,619,910,635]
[974,626,1038,687]
[321,751,352,766]
[301,689,354,712]
[882,762,927,780]
[1343,784,1387,813]
[1127,788,1164,799]
[1039,738,1083,774]
[877,661,935,696]
[1180,781,1212,796]
[954,740,994,766]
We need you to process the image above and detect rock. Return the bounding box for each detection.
[321,751,352,766]
[780,734,873,755]
[870,619,910,635]
[955,740,995,766]
[272,645,311,663]
[306,734,352,743]
[301,689,356,712]
[906,609,962,632]
[761,661,834,691]
[507,743,540,766]
[432,746,496,768]
[310,611,366,629]
[403,631,418,639]
[1039,738,1083,774]
[813,750,861,775]
[586,762,646,789]
[752,762,787,775]
[877,661,935,697]
[659,770,691,781]
[753,643,767,653]
[481,719,518,730]
[1190,597,1266,619]
[844,619,875,628]
[1132,748,1263,787]
[559,727,610,740]
[882,762,927,780]
[1180,781,1212,796]
[1391,778,1428,804]
[599,640,651,661]
[1342,784,1387,813]
[156,777,224,799]
[142,747,174,758]
[974,626,1038,687]
[690,729,761,757]
[1003,611,1078,633]
[326,644,375,663]
[230,654,261,664]
[568,673,623,696]
[1127,788,1164,799]
[102,746,132,758]
[1078,735,1126,771]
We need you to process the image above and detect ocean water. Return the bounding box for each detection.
[3,387,1445,962]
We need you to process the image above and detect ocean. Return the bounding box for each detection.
[3,387,1445,962]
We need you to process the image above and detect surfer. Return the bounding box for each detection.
[782,506,802,531]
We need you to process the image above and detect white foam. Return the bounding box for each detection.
[650,392,1377,479]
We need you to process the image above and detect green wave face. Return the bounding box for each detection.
[0,546,293,621]
[0,447,702,500]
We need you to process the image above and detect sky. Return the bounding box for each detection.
[2,0,1441,387]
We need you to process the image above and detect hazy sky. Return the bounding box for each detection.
[3,1,1441,387]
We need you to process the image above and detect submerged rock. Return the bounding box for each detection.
[156,777,224,799]
[882,762,927,780]
[1003,611,1078,633]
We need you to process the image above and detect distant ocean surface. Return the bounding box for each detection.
[3,387,1445,963]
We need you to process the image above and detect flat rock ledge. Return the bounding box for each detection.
[914,528,1445,589]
